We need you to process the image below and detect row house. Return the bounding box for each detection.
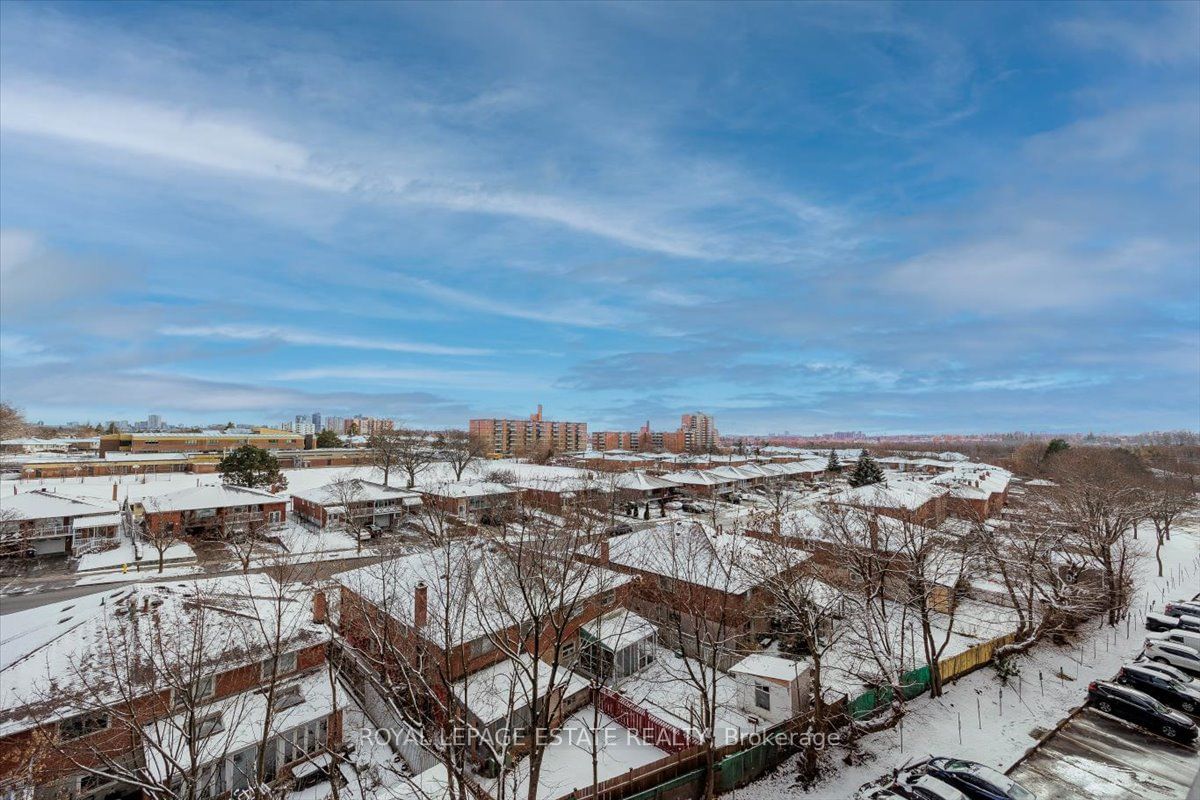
[0,575,342,800]
[418,481,518,523]
[930,465,1012,521]
[578,520,809,657]
[292,479,422,530]
[830,479,949,528]
[334,543,636,767]
[0,490,121,558]
[132,485,286,538]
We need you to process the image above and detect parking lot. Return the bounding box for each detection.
[1007,705,1200,799]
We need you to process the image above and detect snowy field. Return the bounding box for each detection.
[739,517,1200,799]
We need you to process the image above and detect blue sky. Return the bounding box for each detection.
[1,1,1197,434]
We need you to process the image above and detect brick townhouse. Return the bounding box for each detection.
[0,490,121,558]
[132,484,287,538]
[0,575,343,800]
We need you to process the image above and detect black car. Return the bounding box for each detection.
[921,758,1036,800]
[1147,612,1181,632]
[1088,680,1199,741]
[1115,665,1200,716]
[1134,659,1198,686]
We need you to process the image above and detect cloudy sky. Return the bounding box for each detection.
[1,1,1197,434]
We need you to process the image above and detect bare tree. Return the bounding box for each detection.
[1144,475,1197,577]
[749,536,847,786]
[441,429,486,482]
[0,401,27,441]
[326,476,372,554]
[368,431,403,486]
[140,497,182,574]
[1044,448,1150,624]
[394,427,438,489]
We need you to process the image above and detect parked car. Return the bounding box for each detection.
[1179,616,1200,633]
[1150,629,1200,654]
[1088,680,1198,741]
[1165,600,1200,618]
[897,773,969,800]
[921,758,1036,800]
[1133,659,1198,686]
[664,501,683,511]
[856,787,908,800]
[603,522,633,537]
[1147,612,1181,632]
[1143,638,1200,676]
[681,502,708,513]
[1116,664,1200,715]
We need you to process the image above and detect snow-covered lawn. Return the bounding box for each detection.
[75,536,195,573]
[499,708,670,799]
[739,519,1200,799]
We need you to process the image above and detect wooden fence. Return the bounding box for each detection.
[599,687,698,753]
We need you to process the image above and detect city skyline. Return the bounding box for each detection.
[1,2,1197,435]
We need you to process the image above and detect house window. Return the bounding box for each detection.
[59,711,109,740]
[261,650,298,679]
[754,682,771,711]
[175,675,215,707]
[561,640,577,662]
[469,637,495,658]
[197,712,224,739]
[268,510,281,524]
[602,590,616,607]
[273,685,305,711]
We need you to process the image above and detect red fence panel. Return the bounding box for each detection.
[598,687,698,754]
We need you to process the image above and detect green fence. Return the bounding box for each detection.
[848,664,933,719]
[620,768,706,800]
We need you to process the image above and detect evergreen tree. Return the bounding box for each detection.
[1044,438,1070,459]
[847,449,884,487]
[219,445,287,490]
[826,449,842,473]
[315,429,343,448]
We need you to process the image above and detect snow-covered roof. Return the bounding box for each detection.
[666,469,736,487]
[141,667,343,780]
[609,471,680,492]
[832,479,948,511]
[336,541,633,647]
[580,609,657,653]
[451,654,589,725]
[420,481,516,499]
[291,479,422,507]
[0,574,328,737]
[134,484,281,513]
[0,490,118,522]
[596,519,796,593]
[729,653,809,683]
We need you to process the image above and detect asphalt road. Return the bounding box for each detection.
[0,550,388,615]
[1008,705,1200,799]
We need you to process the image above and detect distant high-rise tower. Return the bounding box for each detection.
[147,413,163,430]
[311,412,322,430]
[680,412,717,452]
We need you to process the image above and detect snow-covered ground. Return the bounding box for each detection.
[739,517,1200,799]
[498,708,669,799]
[75,536,196,572]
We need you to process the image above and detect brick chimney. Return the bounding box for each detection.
[112,484,118,501]
[598,538,609,564]
[312,590,328,624]
[414,581,428,628]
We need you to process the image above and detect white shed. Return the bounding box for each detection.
[728,654,811,725]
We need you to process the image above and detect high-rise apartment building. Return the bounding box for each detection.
[681,412,718,451]
[311,412,322,431]
[590,413,715,453]
[323,416,344,434]
[470,405,587,457]
[147,414,163,430]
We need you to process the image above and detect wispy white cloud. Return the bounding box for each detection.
[275,365,550,390]
[407,279,628,329]
[0,81,351,190]
[159,324,489,356]
[1055,4,1200,65]
[0,333,67,366]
